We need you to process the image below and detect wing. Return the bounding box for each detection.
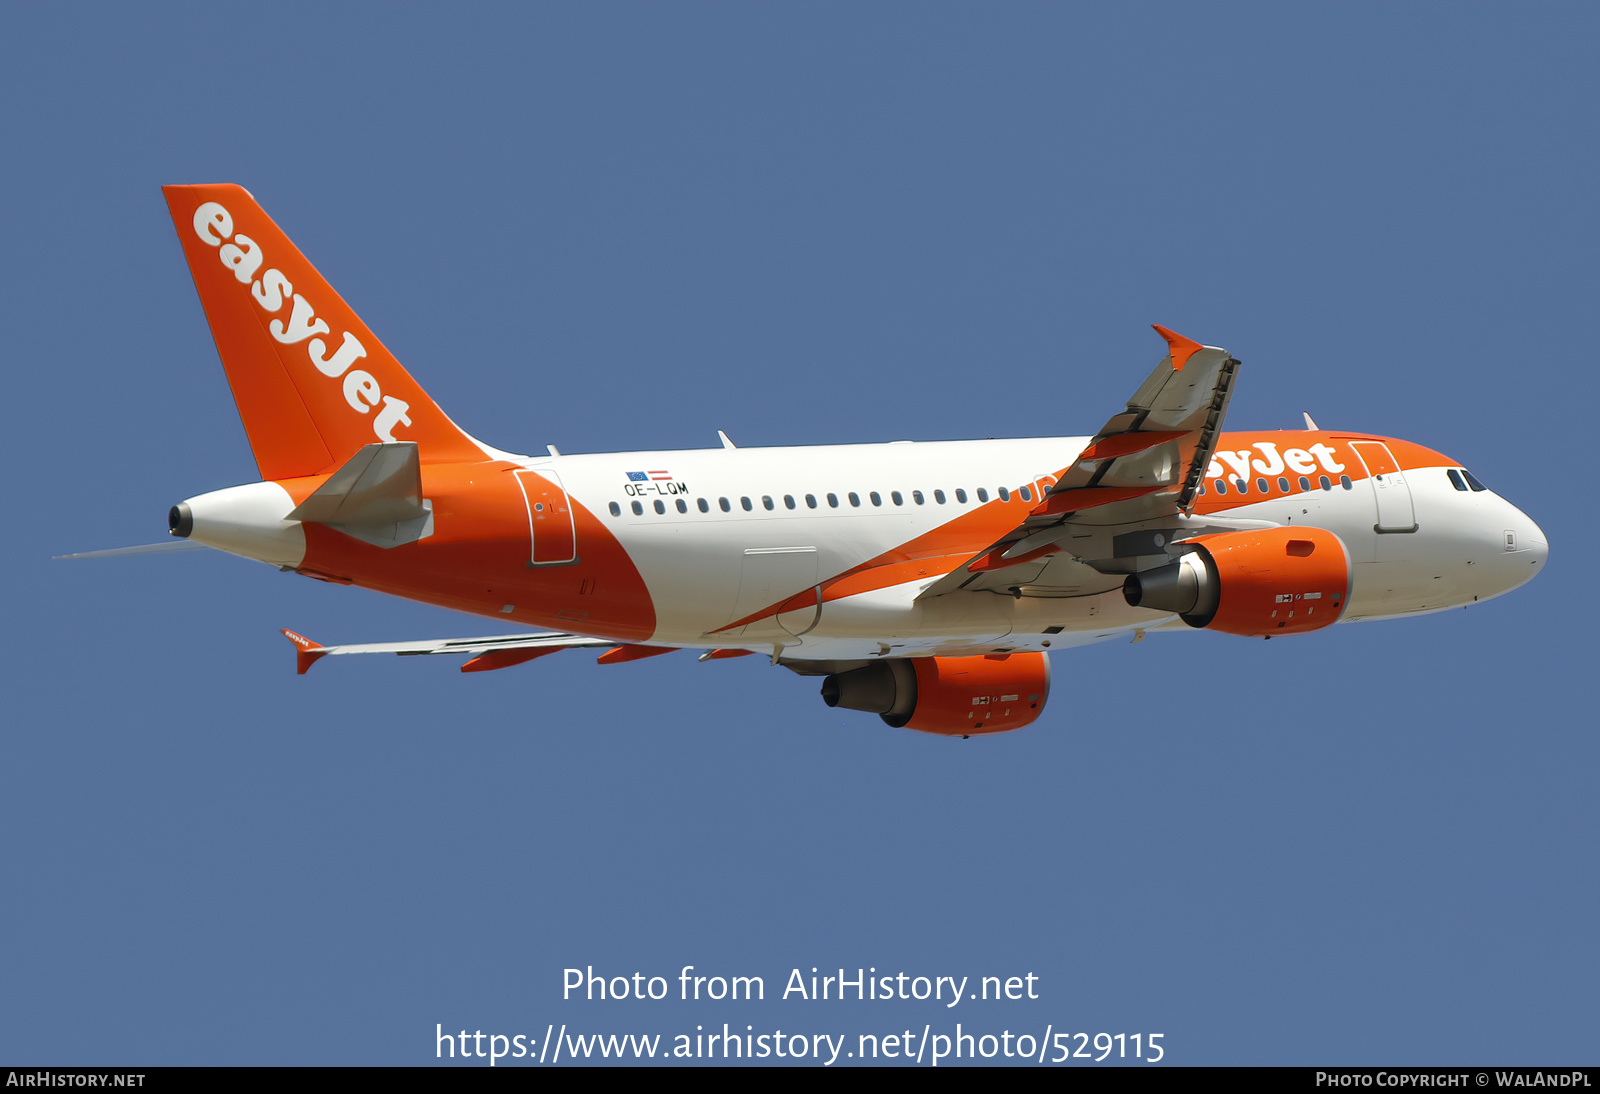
[918,325,1241,600]
[280,627,619,674]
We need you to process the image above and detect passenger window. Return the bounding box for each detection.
[741,497,753,511]
[1020,486,1033,502]
[806,494,818,509]
[676,498,688,513]
[654,500,665,514]
[719,497,731,512]
[1256,477,1268,493]
[1215,480,1227,495]
[631,500,643,516]
[849,492,861,507]
[698,497,710,513]
[608,501,621,516]
[1277,477,1289,492]
[1198,482,1207,496]
[1447,469,1468,491]
[977,488,989,502]
[1339,475,1352,490]
[784,495,796,510]
[1319,475,1332,491]
[1235,479,1248,493]
[762,496,774,511]
[891,490,903,505]
[1298,476,1310,491]
[827,493,839,508]
[1462,469,1489,492]
[999,486,1011,502]
[913,490,925,505]
[955,489,967,503]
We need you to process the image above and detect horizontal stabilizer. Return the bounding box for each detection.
[288,442,425,525]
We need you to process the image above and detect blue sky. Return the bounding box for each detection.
[1,2,1594,1066]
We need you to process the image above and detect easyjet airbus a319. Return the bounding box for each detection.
[119,185,1546,737]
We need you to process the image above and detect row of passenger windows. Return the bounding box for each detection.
[608,485,1035,518]
[1201,474,1352,497]
[605,466,1483,517]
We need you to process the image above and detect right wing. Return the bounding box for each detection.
[918,325,1241,600]
[1034,324,1237,524]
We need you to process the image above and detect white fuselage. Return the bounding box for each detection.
[508,436,1548,660]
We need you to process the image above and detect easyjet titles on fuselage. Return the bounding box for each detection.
[1209,441,1345,481]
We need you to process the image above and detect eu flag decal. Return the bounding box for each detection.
[627,472,648,482]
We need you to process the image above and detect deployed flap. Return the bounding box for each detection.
[281,627,614,674]
[918,326,1241,600]
[288,442,424,525]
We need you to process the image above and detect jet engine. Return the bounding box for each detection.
[821,653,1051,736]
[1122,526,1350,636]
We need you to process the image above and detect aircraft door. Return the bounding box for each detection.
[515,469,577,565]
[732,546,820,640]
[1349,442,1417,534]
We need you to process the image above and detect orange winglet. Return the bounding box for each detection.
[1077,430,1187,463]
[461,647,564,673]
[967,543,1060,574]
[596,644,677,665]
[1028,484,1166,518]
[280,628,329,675]
[701,648,756,660]
[1151,324,1203,371]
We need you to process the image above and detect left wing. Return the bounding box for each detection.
[919,325,1241,599]
[281,628,621,674]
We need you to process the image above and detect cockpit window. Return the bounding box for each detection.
[1447,469,1468,492]
[1461,469,1489,492]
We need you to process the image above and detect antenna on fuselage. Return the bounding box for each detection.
[717,430,737,449]
[1302,412,1320,431]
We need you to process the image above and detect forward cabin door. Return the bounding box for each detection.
[515,469,577,565]
[1349,441,1417,534]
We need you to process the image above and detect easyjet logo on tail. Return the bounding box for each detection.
[191,202,411,443]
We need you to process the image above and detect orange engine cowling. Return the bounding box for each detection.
[1123,525,1350,637]
[820,653,1051,736]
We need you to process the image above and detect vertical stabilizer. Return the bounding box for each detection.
[164,184,486,480]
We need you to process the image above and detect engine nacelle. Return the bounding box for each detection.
[820,653,1051,736]
[1123,526,1350,637]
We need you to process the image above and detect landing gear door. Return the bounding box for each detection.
[1349,441,1417,534]
[515,469,577,566]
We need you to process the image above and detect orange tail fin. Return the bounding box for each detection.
[164,184,486,480]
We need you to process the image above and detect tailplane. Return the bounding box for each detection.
[164,184,487,480]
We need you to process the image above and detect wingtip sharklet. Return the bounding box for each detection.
[1151,324,1204,371]
[280,628,328,675]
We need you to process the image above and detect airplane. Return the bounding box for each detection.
[113,184,1547,737]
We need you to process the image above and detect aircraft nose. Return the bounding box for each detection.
[1499,502,1547,591]
[1523,514,1549,568]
